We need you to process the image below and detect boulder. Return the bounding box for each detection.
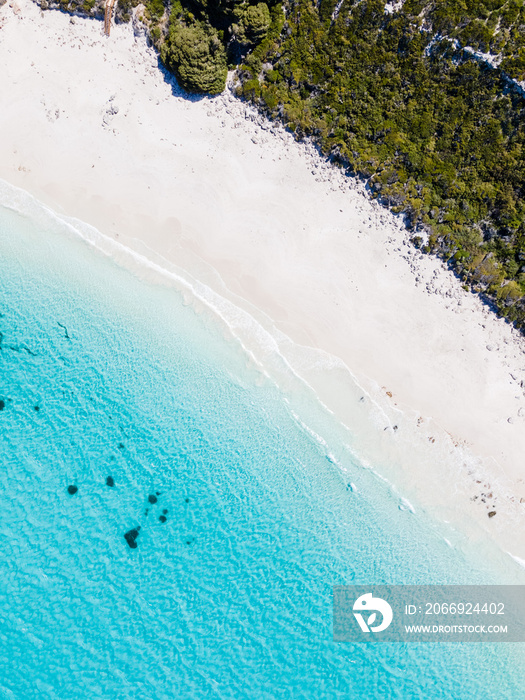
[124,527,141,548]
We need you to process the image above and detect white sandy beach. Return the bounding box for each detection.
[1,0,525,565]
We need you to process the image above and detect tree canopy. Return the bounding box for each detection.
[161,20,228,94]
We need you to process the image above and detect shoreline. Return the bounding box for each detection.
[2,0,525,567]
[4,177,523,584]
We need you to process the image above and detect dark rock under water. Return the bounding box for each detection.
[124,527,141,549]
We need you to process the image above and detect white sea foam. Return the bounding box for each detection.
[508,553,525,571]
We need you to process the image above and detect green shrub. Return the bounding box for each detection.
[497,280,522,306]
[232,3,271,46]
[146,0,164,20]
[161,20,228,94]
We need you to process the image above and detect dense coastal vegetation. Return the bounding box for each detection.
[38,0,525,328]
[236,0,525,329]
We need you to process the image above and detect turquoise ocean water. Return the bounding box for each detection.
[0,190,524,699]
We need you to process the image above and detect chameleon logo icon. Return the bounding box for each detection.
[353,593,393,633]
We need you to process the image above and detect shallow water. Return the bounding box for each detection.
[0,198,523,699]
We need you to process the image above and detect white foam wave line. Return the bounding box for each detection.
[399,497,416,514]
[1,188,366,439]
[130,236,385,396]
[1,182,280,378]
[186,255,398,430]
[125,230,397,432]
[106,235,410,497]
[198,261,498,476]
[289,400,422,515]
[288,407,341,466]
[0,179,432,518]
[288,405,421,513]
[0,179,390,442]
[0,182,368,448]
[508,553,525,571]
[0,185,507,520]
[1,179,514,539]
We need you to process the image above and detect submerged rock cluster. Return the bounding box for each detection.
[63,459,174,549]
